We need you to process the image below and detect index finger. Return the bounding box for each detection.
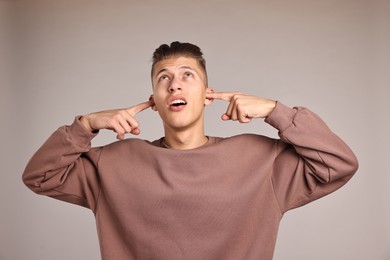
[128,100,153,114]
[206,92,241,101]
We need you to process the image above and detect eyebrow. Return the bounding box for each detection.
[155,66,195,77]
[179,66,194,71]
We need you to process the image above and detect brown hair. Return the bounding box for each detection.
[151,41,208,85]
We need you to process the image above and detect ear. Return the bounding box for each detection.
[204,88,214,106]
[149,95,157,111]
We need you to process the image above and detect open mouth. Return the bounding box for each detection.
[170,99,187,107]
[168,98,187,111]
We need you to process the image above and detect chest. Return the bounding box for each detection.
[99,144,275,215]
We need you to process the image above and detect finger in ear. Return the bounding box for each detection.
[205,88,215,105]
[149,95,157,111]
[206,88,215,94]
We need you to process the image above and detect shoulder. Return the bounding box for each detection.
[100,138,157,155]
[212,134,277,149]
[204,134,279,163]
[217,133,275,143]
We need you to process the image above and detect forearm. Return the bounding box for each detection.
[266,102,358,179]
[22,117,100,208]
[266,102,359,211]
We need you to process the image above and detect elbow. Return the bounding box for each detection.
[22,168,43,194]
[334,153,359,181]
[347,155,359,177]
[345,150,359,176]
[351,154,359,172]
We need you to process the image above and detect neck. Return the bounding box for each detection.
[163,127,208,150]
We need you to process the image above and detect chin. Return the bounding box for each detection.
[165,121,191,130]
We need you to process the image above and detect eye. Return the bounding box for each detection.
[158,75,170,82]
[184,71,194,78]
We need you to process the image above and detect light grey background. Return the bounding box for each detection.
[1,0,389,259]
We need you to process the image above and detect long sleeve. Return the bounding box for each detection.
[265,102,359,213]
[22,117,102,212]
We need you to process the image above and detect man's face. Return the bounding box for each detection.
[151,56,212,132]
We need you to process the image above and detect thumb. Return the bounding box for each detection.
[130,127,141,135]
[221,113,231,121]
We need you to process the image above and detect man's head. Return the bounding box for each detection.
[149,42,213,134]
[151,41,208,87]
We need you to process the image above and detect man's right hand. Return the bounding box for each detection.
[80,100,153,140]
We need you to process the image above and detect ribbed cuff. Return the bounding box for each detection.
[65,116,99,145]
[264,102,297,132]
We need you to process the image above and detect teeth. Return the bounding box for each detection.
[170,99,187,105]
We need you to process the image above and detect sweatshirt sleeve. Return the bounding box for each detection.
[265,102,359,213]
[22,117,102,212]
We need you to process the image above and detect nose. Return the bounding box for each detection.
[168,78,182,93]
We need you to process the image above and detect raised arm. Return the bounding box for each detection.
[208,92,359,213]
[22,100,153,211]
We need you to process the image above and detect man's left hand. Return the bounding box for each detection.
[206,92,276,123]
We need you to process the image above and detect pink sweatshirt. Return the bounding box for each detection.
[23,102,358,260]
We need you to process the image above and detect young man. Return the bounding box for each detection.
[23,41,358,260]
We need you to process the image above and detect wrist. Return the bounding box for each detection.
[79,115,95,133]
[264,100,277,118]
